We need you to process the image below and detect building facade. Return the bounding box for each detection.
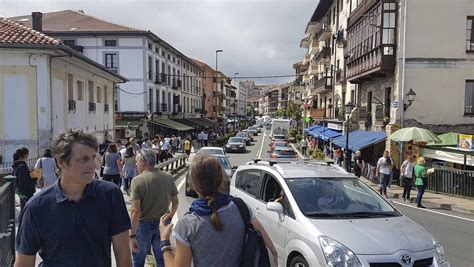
[0,18,125,164]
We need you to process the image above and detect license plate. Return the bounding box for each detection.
[231,147,237,150]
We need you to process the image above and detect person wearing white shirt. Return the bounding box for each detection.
[401,155,415,202]
[376,150,393,197]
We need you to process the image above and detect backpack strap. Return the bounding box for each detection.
[233,197,251,225]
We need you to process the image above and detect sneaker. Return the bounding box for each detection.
[402,197,406,202]
[417,205,426,208]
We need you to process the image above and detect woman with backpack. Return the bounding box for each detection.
[158,154,277,267]
[12,147,36,211]
[33,148,58,188]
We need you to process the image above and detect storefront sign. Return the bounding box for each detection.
[458,134,474,149]
[327,123,343,131]
[115,112,146,119]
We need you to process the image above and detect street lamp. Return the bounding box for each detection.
[215,49,223,118]
[344,101,356,171]
[403,88,416,111]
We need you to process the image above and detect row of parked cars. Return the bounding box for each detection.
[225,125,262,153]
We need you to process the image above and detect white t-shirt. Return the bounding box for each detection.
[377,156,392,175]
[402,160,414,178]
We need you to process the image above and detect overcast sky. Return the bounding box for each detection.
[1,0,316,85]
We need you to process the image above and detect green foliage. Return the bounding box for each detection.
[296,134,303,143]
[311,148,326,160]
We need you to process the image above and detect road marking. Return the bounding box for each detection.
[257,130,267,158]
[393,200,474,222]
[289,143,304,159]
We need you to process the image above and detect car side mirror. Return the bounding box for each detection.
[232,166,238,170]
[266,201,284,214]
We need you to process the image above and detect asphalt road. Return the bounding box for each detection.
[173,129,474,266]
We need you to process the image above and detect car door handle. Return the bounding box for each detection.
[254,208,260,215]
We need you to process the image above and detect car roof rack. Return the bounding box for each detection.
[251,158,334,166]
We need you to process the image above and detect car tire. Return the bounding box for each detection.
[289,255,309,267]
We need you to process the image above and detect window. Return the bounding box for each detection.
[148,88,153,111]
[148,56,153,80]
[104,53,118,73]
[67,74,74,100]
[97,86,101,103]
[162,50,165,57]
[155,60,160,79]
[467,17,474,52]
[77,81,84,100]
[465,80,474,115]
[235,170,262,197]
[88,81,94,102]
[155,90,160,112]
[104,40,117,46]
[63,40,75,46]
[155,47,159,53]
[148,42,152,50]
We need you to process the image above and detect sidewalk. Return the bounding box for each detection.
[360,176,474,215]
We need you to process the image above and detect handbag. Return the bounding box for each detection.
[32,158,44,188]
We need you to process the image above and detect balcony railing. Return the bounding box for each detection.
[358,106,368,120]
[88,102,96,112]
[155,74,162,84]
[177,80,182,88]
[161,103,168,112]
[317,22,332,41]
[375,105,384,121]
[172,79,178,89]
[347,0,378,28]
[68,100,76,112]
[310,108,326,119]
[313,46,331,63]
[313,76,332,93]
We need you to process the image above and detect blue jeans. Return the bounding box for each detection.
[132,220,164,267]
[416,185,426,206]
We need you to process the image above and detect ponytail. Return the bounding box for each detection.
[207,195,224,231]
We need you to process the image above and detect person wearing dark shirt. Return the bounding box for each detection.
[353,151,363,178]
[14,129,132,267]
[12,147,36,211]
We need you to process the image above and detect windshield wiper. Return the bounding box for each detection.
[341,211,399,218]
[304,212,346,218]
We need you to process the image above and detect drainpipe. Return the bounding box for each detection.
[399,0,408,165]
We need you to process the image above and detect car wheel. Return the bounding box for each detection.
[289,255,309,267]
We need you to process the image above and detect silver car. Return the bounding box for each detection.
[230,159,448,267]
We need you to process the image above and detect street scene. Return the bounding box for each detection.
[1,0,474,267]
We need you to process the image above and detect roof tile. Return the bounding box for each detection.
[0,18,61,45]
[9,10,146,33]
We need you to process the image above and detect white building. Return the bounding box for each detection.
[0,18,126,164]
[11,10,204,138]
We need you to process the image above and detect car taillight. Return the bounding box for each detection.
[271,154,277,158]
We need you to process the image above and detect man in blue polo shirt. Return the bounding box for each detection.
[14,129,132,267]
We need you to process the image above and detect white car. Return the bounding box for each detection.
[196,146,226,156]
[230,159,448,267]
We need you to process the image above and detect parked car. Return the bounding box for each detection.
[185,154,234,197]
[236,132,252,145]
[249,125,261,133]
[196,146,226,156]
[247,128,258,136]
[268,140,290,153]
[225,137,246,153]
[230,160,449,267]
[271,134,287,141]
[270,147,297,158]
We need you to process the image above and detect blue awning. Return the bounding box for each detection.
[331,130,387,151]
[308,126,326,137]
[304,124,321,133]
[316,129,342,141]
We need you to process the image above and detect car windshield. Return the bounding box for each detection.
[275,149,295,155]
[273,135,285,140]
[237,133,247,138]
[285,177,399,218]
[216,157,231,169]
[229,137,243,142]
[198,148,224,155]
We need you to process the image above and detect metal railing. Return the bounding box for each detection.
[156,154,187,174]
[428,167,474,198]
[0,175,16,267]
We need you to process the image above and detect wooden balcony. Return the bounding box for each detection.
[313,76,332,94]
[313,46,331,63]
[346,47,395,83]
[347,0,378,28]
[311,108,326,119]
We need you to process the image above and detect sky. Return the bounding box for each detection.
[1,0,317,85]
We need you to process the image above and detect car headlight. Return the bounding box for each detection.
[226,144,230,147]
[434,240,447,264]
[319,236,361,267]
[239,144,244,147]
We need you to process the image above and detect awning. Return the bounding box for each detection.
[149,118,193,131]
[172,119,199,128]
[194,118,216,128]
[304,125,320,133]
[331,130,386,151]
[115,120,143,128]
[420,148,474,166]
[316,129,342,141]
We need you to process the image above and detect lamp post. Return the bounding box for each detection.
[344,101,356,172]
[215,50,223,118]
[403,88,416,111]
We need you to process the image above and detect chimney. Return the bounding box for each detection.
[32,12,43,32]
